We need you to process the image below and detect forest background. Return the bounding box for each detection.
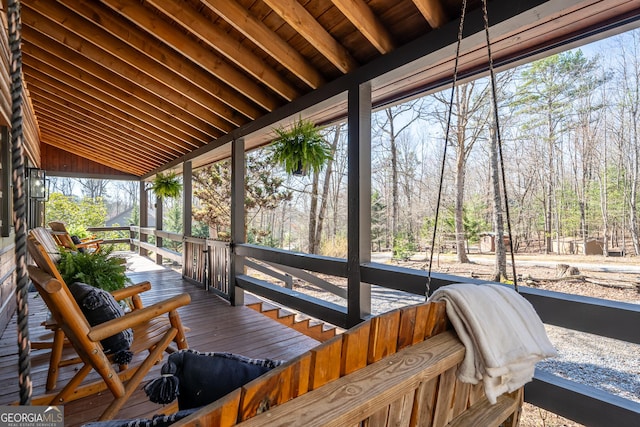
[46,29,640,283]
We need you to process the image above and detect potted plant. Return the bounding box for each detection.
[270,118,331,175]
[149,171,182,199]
[57,247,132,293]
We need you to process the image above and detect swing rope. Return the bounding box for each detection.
[481,0,519,292]
[427,0,519,296]
[427,0,468,297]
[9,0,32,405]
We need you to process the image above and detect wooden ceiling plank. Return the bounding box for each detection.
[31,94,175,165]
[330,0,395,54]
[201,0,325,89]
[29,92,181,167]
[262,0,359,74]
[24,64,197,156]
[143,0,300,102]
[37,118,160,174]
[40,130,152,176]
[21,2,236,134]
[411,0,448,29]
[22,40,212,145]
[100,0,289,108]
[57,0,263,122]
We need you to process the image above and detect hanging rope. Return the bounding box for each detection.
[427,0,468,297]
[8,0,32,404]
[481,0,518,292]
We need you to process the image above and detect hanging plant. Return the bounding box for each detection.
[150,171,182,199]
[270,118,331,175]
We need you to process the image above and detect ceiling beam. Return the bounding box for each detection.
[23,0,238,133]
[330,0,395,54]
[22,55,208,148]
[411,0,448,29]
[24,70,187,158]
[100,0,284,111]
[116,0,300,103]
[262,0,359,74]
[57,0,263,122]
[30,93,173,166]
[21,39,215,143]
[201,0,325,89]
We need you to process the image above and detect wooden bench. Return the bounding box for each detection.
[172,301,523,427]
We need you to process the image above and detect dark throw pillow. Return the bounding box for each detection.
[145,349,285,410]
[69,282,133,361]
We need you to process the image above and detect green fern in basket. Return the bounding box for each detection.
[150,171,182,199]
[270,118,331,175]
[57,247,132,292]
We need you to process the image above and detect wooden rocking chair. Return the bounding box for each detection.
[29,227,153,391]
[27,233,191,421]
[48,220,103,253]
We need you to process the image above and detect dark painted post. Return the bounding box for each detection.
[182,161,192,277]
[230,138,245,306]
[183,161,193,238]
[139,180,148,257]
[156,194,163,265]
[347,82,372,327]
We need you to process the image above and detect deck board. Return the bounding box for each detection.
[0,254,321,426]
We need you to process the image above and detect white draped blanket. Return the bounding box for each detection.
[429,283,558,404]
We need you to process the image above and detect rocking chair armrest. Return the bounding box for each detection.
[87,293,191,343]
[110,281,152,301]
[76,238,103,248]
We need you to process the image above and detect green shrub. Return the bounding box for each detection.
[57,247,131,292]
[393,233,417,261]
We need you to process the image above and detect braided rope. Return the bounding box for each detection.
[8,0,32,404]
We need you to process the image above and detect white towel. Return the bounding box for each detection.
[429,283,557,404]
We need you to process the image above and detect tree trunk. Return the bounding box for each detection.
[489,125,507,281]
[454,141,469,262]
[315,126,341,247]
[389,111,399,246]
[308,169,320,254]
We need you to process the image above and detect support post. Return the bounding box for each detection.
[347,82,372,327]
[139,180,148,257]
[156,196,163,265]
[230,138,245,306]
[183,161,193,237]
[182,161,193,276]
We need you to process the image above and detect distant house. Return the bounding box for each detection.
[552,237,603,255]
[106,206,156,227]
[479,233,510,253]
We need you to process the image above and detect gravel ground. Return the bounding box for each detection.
[263,254,639,426]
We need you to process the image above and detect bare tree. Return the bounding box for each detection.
[433,81,491,263]
[76,178,108,199]
[374,100,422,253]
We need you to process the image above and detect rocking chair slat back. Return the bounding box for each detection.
[26,232,191,421]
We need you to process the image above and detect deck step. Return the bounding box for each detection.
[247,301,338,342]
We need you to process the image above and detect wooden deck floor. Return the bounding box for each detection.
[0,254,321,426]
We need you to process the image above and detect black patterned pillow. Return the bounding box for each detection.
[69,282,133,362]
[145,349,285,410]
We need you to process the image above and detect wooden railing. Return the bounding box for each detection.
[121,227,638,426]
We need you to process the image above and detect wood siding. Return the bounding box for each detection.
[41,143,136,178]
[0,236,15,336]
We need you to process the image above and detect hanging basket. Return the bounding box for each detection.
[270,118,331,175]
[149,171,182,199]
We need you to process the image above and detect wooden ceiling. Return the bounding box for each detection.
[10,0,640,178]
